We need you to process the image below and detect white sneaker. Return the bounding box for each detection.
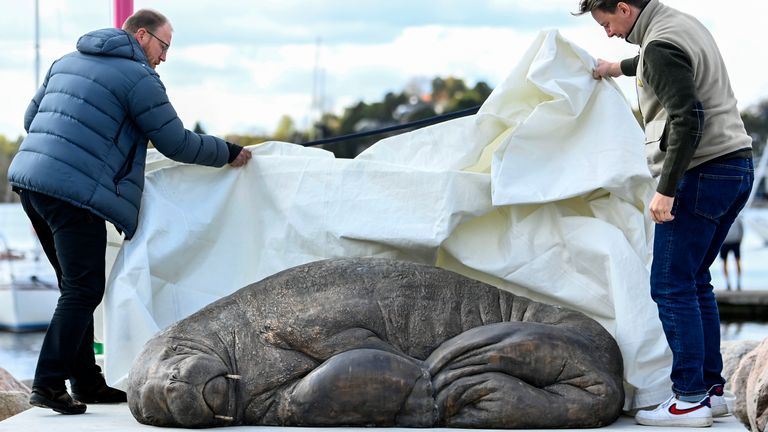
[635,394,713,427]
[708,385,733,417]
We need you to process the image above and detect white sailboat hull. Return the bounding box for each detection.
[1,203,59,332]
[0,282,58,331]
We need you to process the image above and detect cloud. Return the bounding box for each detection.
[0,0,766,140]
[159,25,540,136]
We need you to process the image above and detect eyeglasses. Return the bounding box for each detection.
[145,29,170,54]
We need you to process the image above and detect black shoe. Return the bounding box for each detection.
[29,387,87,415]
[71,381,127,404]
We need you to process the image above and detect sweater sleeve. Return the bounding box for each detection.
[620,56,639,77]
[642,41,703,196]
[226,142,243,163]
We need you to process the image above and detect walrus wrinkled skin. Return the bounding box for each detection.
[128,258,624,428]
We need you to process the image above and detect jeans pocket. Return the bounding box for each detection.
[694,174,743,220]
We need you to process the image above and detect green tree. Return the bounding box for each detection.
[338,102,369,136]
[312,113,341,141]
[431,76,484,114]
[432,76,468,100]
[322,76,494,158]
[445,81,493,113]
[273,115,298,142]
[473,81,493,100]
[0,135,22,202]
[193,121,207,134]
[742,100,768,157]
[382,92,409,119]
[225,134,269,147]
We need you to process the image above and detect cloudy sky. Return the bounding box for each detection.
[0,0,766,139]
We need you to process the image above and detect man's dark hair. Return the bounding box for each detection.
[122,9,171,33]
[574,0,650,15]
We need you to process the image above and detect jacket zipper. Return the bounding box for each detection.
[112,116,134,196]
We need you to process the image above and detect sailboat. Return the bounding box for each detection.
[0,204,58,332]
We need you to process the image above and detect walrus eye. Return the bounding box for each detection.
[203,376,229,419]
[169,369,180,382]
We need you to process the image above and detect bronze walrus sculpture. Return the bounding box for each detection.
[127,258,624,428]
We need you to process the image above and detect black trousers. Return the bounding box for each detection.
[18,189,106,391]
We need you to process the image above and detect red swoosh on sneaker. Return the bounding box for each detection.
[669,403,705,415]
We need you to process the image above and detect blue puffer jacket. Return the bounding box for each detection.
[8,28,231,239]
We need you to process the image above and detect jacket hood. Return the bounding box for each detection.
[76,28,149,63]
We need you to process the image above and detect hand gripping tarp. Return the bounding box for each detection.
[103,30,672,410]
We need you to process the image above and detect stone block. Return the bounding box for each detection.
[722,339,761,390]
[0,368,30,393]
[733,347,759,426]
[745,338,768,432]
[0,391,31,422]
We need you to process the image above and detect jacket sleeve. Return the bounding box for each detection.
[24,65,54,132]
[127,73,229,167]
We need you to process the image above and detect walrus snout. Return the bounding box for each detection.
[128,340,235,427]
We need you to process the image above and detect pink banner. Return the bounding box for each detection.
[114,0,134,28]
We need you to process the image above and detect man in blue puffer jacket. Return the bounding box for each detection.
[7,9,252,414]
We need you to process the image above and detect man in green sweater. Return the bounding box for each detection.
[576,0,753,427]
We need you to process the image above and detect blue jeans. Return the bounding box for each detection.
[650,157,753,401]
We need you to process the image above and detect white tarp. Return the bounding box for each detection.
[103,30,672,410]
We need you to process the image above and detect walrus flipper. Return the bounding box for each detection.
[275,348,435,426]
[427,322,623,428]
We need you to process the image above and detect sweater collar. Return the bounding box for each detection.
[626,0,661,45]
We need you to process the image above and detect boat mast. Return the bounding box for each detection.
[34,0,39,89]
[309,37,325,140]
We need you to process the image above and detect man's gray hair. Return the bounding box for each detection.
[574,0,649,15]
[122,9,172,33]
